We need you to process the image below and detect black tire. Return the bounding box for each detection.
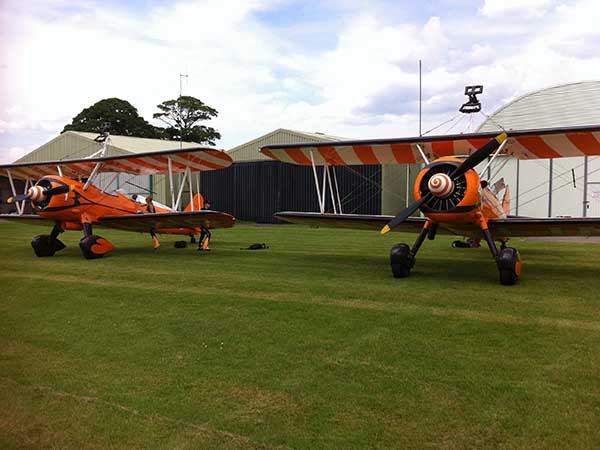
[390,243,414,278]
[498,247,521,286]
[79,235,104,259]
[31,234,66,257]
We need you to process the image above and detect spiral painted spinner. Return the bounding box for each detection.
[428,173,454,198]
[28,186,46,202]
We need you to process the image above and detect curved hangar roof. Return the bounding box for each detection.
[478,80,600,132]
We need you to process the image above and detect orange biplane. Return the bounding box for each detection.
[1,133,235,258]
[260,125,600,285]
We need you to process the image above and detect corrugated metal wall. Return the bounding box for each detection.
[228,129,340,162]
[200,161,381,223]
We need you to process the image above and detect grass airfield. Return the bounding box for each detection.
[1,221,599,450]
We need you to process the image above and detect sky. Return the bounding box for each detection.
[0,0,599,163]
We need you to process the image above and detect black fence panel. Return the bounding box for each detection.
[200,161,381,223]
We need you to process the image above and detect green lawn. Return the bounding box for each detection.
[1,221,599,450]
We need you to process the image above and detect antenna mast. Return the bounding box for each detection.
[179,73,188,149]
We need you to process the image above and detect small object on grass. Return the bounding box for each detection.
[241,243,269,250]
[174,241,187,248]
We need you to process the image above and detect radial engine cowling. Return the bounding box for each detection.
[413,157,481,218]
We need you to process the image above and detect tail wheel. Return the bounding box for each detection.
[79,235,115,259]
[498,247,521,286]
[390,243,415,278]
[31,234,66,257]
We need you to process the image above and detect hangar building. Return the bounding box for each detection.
[3,81,599,220]
[200,129,383,222]
[478,80,600,217]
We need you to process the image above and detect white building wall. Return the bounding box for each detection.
[477,81,600,218]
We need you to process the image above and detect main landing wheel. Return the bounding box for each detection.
[79,235,115,259]
[390,243,415,278]
[498,247,521,286]
[31,234,66,257]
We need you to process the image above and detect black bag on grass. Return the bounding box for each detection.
[242,243,268,250]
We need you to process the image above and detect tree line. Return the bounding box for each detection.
[62,96,221,145]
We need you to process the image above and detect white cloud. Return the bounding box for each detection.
[479,0,552,18]
[0,146,35,164]
[0,0,599,161]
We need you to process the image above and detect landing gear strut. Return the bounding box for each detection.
[390,222,437,278]
[481,227,521,285]
[31,223,66,257]
[79,223,115,259]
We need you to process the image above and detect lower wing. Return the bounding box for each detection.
[0,214,53,226]
[275,211,430,232]
[275,212,600,238]
[487,217,600,237]
[98,210,235,233]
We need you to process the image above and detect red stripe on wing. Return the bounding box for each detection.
[354,145,380,165]
[319,146,346,165]
[566,133,600,155]
[286,148,312,165]
[515,136,562,158]
[390,143,415,163]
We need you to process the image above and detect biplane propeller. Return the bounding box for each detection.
[8,183,75,204]
[381,134,507,235]
[260,125,600,285]
[1,135,235,259]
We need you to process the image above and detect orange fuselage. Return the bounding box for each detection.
[34,175,198,235]
[413,157,506,229]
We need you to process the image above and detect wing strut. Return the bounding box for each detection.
[309,151,324,213]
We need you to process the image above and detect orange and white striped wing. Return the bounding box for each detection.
[1,147,233,181]
[260,125,600,166]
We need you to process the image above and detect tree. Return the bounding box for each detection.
[63,98,159,138]
[153,96,221,145]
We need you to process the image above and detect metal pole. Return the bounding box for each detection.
[168,157,175,207]
[179,73,188,150]
[515,159,520,216]
[405,165,410,207]
[583,156,589,217]
[326,165,337,214]
[309,151,323,213]
[187,167,194,211]
[321,161,328,213]
[174,168,189,211]
[419,59,422,137]
[548,159,553,217]
[196,173,201,208]
[332,166,343,214]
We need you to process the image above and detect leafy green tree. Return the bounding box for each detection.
[62,98,158,138]
[153,96,221,145]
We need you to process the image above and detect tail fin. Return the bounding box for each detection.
[502,185,510,216]
[185,193,205,212]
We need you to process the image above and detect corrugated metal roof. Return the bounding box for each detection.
[70,131,202,153]
[16,131,203,163]
[478,80,600,132]
[227,128,345,162]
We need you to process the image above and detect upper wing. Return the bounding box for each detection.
[0,147,233,181]
[260,125,600,166]
[98,210,235,232]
